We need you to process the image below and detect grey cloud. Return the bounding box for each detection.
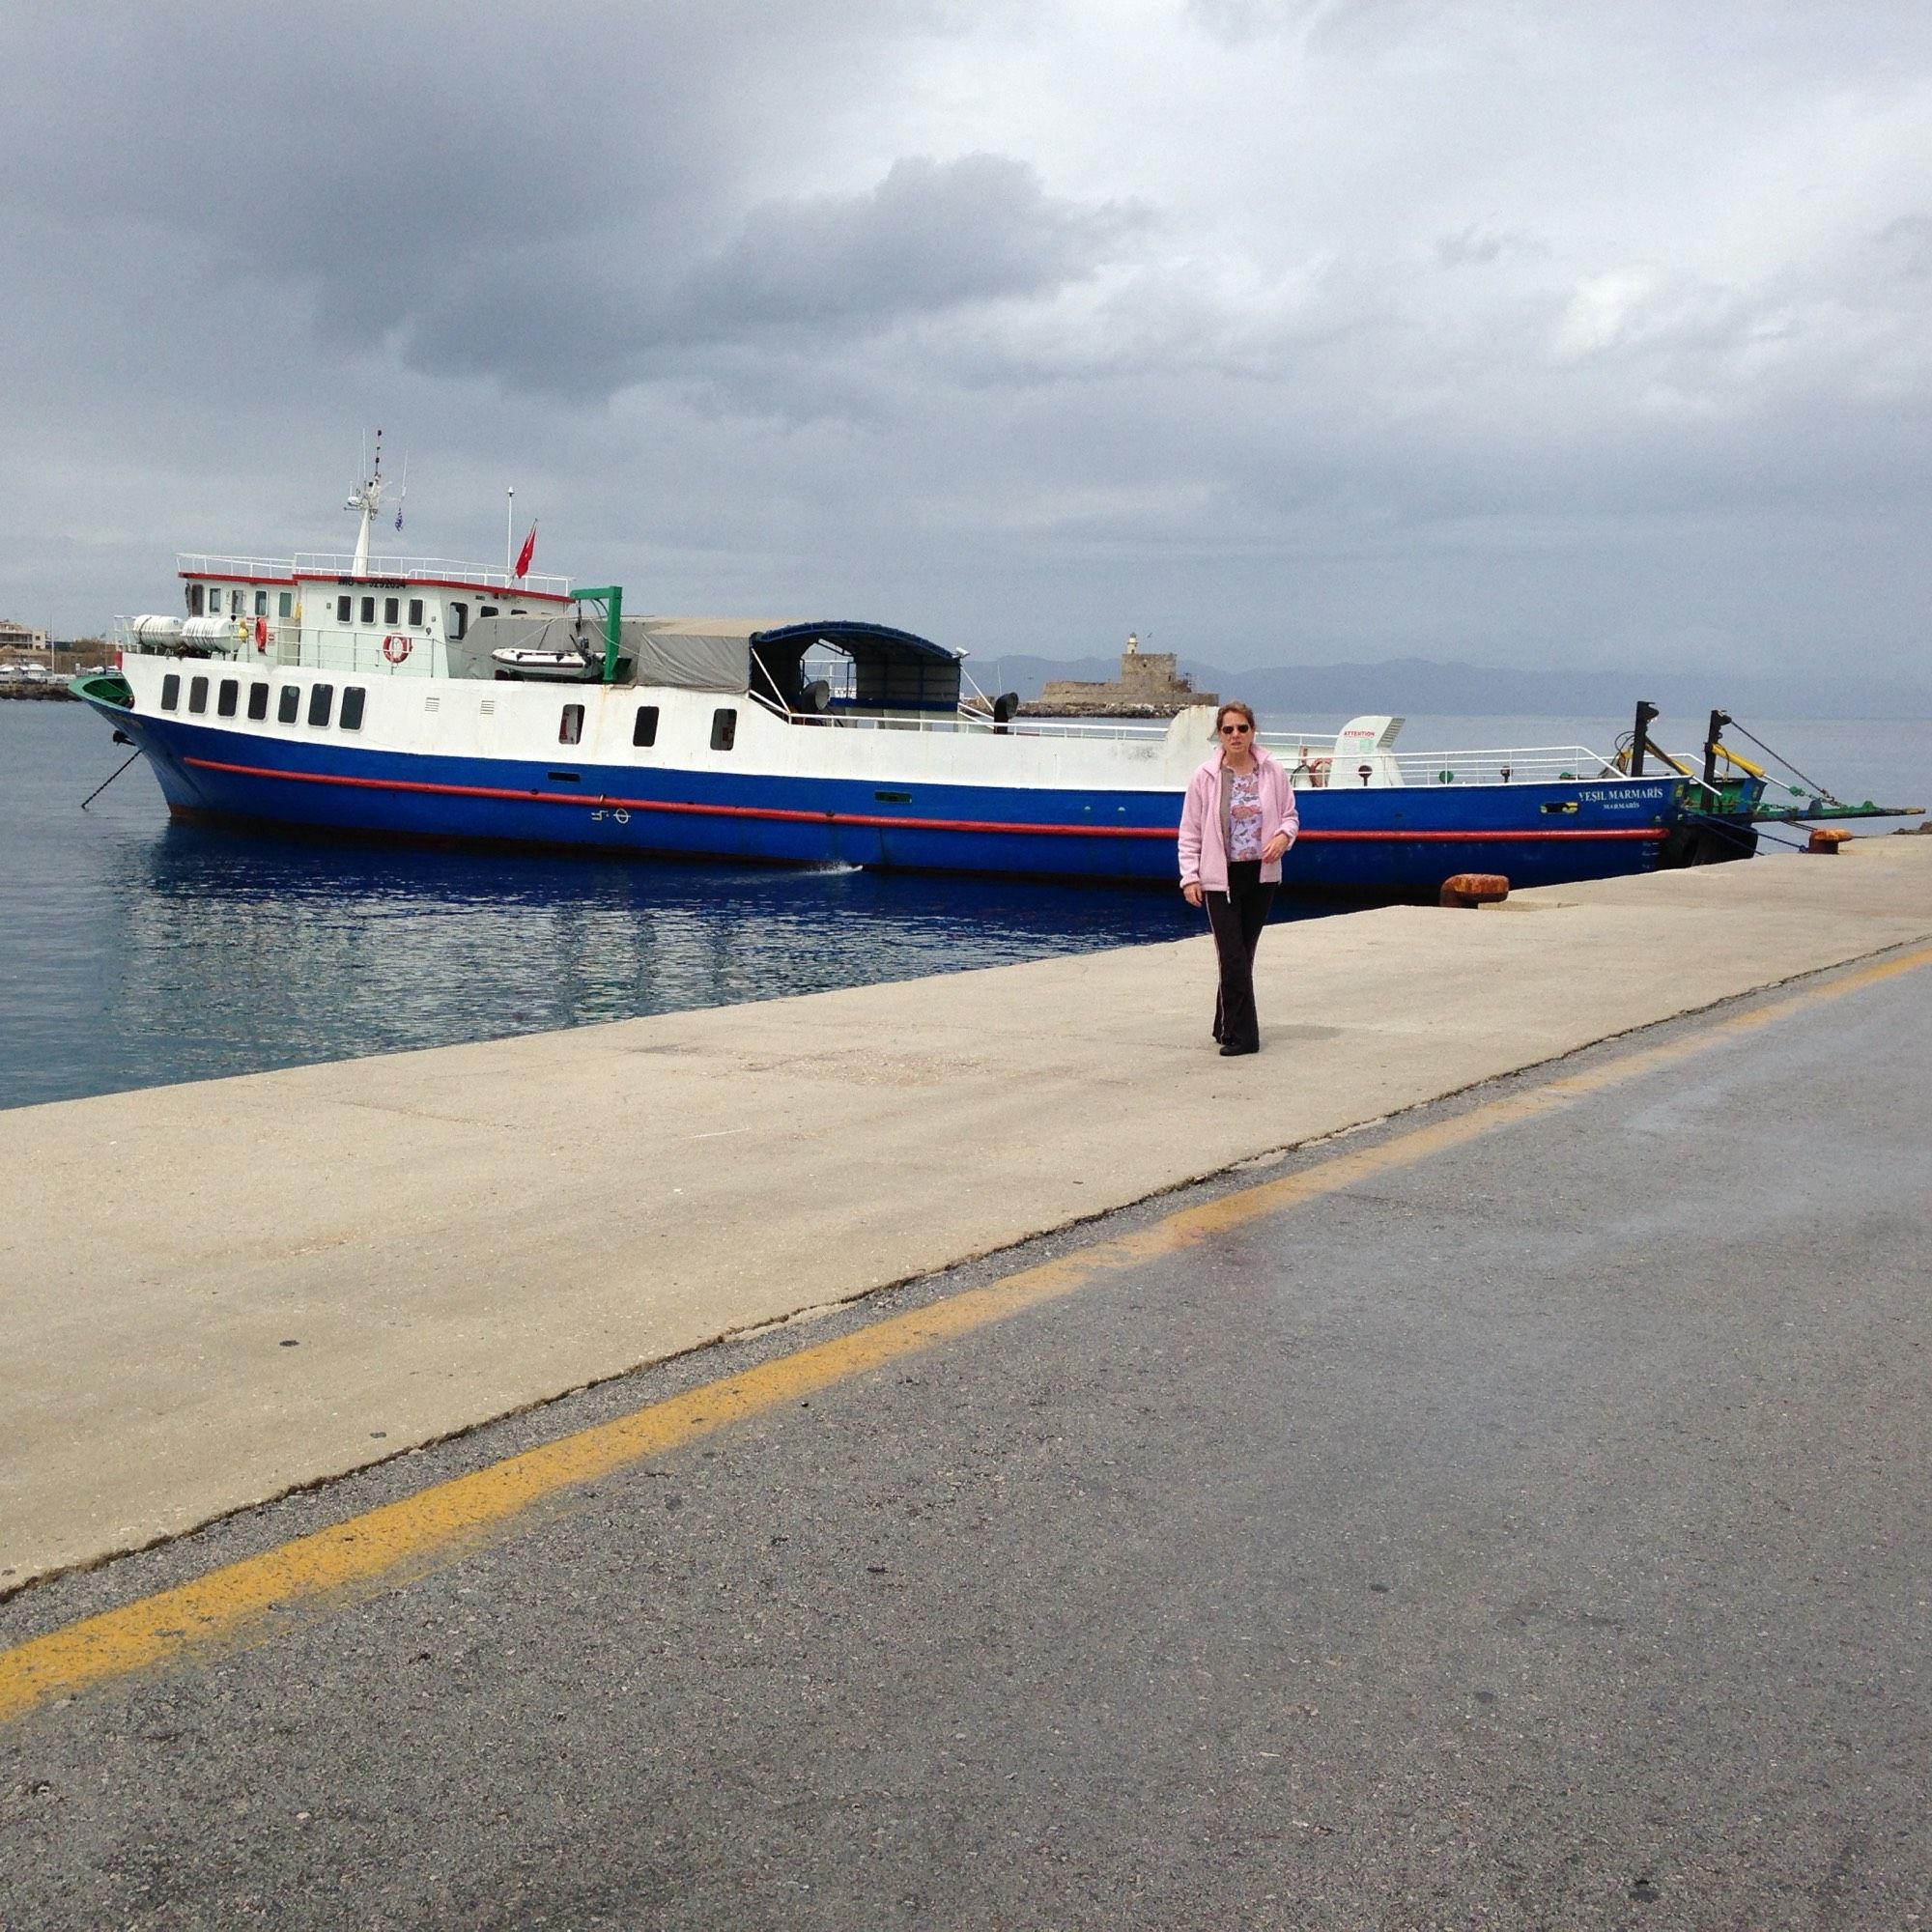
[669,156,1146,341]
[1184,0,1428,50]
[2,0,946,382]
[3,0,1930,695]
[1876,215,1932,279]
[1434,225,1545,270]
[384,153,1143,406]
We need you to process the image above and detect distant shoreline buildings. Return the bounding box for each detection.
[0,618,51,654]
[1,629,109,698]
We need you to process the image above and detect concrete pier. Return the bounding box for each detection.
[4,837,1929,1592]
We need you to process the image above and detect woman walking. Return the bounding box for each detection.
[1178,702,1298,1056]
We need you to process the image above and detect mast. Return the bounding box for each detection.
[344,428,385,580]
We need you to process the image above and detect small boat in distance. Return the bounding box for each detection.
[76,445,1896,895]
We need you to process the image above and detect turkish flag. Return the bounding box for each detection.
[513,522,537,578]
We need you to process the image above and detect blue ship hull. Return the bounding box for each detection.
[91,698,1692,895]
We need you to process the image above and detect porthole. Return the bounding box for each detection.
[160,673,181,711]
[246,683,270,721]
[308,683,333,727]
[559,703,584,746]
[340,687,366,731]
[277,685,299,724]
[188,675,209,714]
[710,707,737,752]
[633,704,659,748]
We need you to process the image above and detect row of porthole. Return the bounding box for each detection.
[333,594,532,637]
[156,676,736,752]
[554,703,740,750]
[158,671,366,732]
[336,593,429,630]
[187,584,293,620]
[562,704,735,750]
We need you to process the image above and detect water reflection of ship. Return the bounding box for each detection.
[102,824,1205,1084]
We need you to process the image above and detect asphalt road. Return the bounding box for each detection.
[2,956,1927,1929]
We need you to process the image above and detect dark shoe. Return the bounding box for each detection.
[1218,1042,1259,1057]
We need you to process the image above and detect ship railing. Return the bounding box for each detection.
[175,553,571,598]
[994,716,1345,745]
[286,554,573,598]
[967,714,1174,742]
[266,630,447,673]
[175,553,300,582]
[758,691,1182,740]
[1380,745,1625,786]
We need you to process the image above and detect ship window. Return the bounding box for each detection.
[559,703,584,746]
[633,704,659,748]
[308,683,333,727]
[160,673,181,710]
[336,595,352,623]
[254,591,269,617]
[408,598,423,627]
[384,596,399,625]
[278,591,293,617]
[710,707,737,752]
[480,605,498,618]
[246,682,269,721]
[188,675,209,714]
[187,583,205,616]
[359,596,376,626]
[230,589,242,617]
[340,687,366,731]
[277,686,299,724]
[450,602,469,640]
[217,678,239,718]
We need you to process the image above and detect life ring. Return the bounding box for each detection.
[254,616,269,651]
[1307,756,1330,788]
[382,633,412,664]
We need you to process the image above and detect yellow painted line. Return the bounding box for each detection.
[3,940,1928,1725]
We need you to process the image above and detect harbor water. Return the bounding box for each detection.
[3,700,1922,1111]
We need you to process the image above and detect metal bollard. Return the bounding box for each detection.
[1440,872,1510,907]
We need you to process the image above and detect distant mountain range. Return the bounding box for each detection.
[965,653,1932,724]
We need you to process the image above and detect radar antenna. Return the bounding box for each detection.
[344,428,386,579]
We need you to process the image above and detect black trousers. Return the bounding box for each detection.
[1205,860,1276,1051]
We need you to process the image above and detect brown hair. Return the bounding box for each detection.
[1212,701,1257,741]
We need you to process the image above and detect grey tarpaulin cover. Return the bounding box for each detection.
[454,614,779,690]
[454,612,959,707]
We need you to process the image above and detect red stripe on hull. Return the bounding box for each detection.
[182,755,1667,843]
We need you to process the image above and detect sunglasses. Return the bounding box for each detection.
[1219,723,1252,735]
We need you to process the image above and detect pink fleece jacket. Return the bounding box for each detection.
[1177,742,1299,892]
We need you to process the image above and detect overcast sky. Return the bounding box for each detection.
[3,0,1928,686]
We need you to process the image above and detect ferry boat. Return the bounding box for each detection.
[71,448,1774,895]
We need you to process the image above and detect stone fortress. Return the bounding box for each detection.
[1021,635,1217,719]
